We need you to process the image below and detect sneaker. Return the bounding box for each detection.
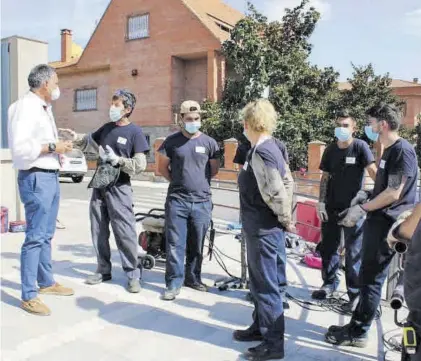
[127,279,141,293]
[233,327,263,342]
[311,285,335,300]
[39,283,74,296]
[184,282,208,292]
[325,325,368,347]
[162,288,181,301]
[21,297,51,316]
[85,273,112,285]
[56,220,65,229]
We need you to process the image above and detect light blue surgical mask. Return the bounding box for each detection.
[184,121,201,134]
[334,127,351,142]
[364,125,379,142]
[109,106,123,122]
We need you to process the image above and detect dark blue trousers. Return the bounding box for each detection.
[318,210,363,298]
[245,228,286,349]
[352,213,395,333]
[165,197,212,289]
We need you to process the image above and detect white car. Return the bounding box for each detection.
[59,149,88,183]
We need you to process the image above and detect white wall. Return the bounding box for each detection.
[0,36,48,222]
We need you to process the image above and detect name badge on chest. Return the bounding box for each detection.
[346,157,356,165]
[379,159,386,169]
[117,137,127,145]
[243,161,249,171]
[195,146,206,154]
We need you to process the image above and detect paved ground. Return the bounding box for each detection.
[1,179,405,361]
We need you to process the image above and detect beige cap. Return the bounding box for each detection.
[180,100,201,114]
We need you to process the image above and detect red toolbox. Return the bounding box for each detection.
[296,201,320,228]
[296,222,321,243]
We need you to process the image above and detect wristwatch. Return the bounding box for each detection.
[48,143,56,153]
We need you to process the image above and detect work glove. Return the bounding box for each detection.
[338,205,366,227]
[316,202,328,222]
[387,209,413,250]
[350,190,369,207]
[105,145,120,166]
[98,146,108,162]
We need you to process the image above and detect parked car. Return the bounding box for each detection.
[59,149,88,183]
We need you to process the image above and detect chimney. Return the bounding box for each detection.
[60,29,72,63]
[414,77,419,84]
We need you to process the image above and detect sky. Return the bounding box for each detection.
[1,0,420,81]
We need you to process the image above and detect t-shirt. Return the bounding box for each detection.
[92,122,150,184]
[158,131,220,202]
[238,138,286,235]
[371,138,418,220]
[319,139,374,211]
[404,218,421,330]
[233,138,289,166]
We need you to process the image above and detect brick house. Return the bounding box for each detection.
[339,78,421,127]
[50,0,243,156]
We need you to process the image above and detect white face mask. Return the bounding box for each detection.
[109,105,124,122]
[51,87,60,101]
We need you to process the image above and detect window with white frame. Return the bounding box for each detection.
[127,14,149,40]
[74,89,97,111]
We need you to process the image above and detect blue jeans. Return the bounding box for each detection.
[165,197,212,289]
[18,170,60,301]
[352,213,395,333]
[245,228,286,350]
[318,211,363,298]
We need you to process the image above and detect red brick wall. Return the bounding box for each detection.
[185,58,208,102]
[56,0,222,132]
[393,87,421,127]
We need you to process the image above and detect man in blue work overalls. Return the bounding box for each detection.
[325,103,418,347]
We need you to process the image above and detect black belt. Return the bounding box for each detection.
[28,167,59,173]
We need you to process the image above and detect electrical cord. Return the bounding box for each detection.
[382,328,403,361]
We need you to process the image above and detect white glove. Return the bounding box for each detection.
[338,205,366,227]
[316,202,328,222]
[350,190,369,207]
[105,145,120,166]
[386,209,413,249]
[98,146,108,162]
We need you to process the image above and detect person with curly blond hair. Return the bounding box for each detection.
[233,99,294,361]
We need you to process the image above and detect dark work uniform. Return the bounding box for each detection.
[158,132,220,289]
[234,137,289,296]
[405,219,421,360]
[352,138,418,334]
[90,122,150,279]
[233,138,289,165]
[319,139,374,298]
[238,139,287,352]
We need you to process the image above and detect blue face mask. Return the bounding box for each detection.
[184,121,201,134]
[334,127,351,142]
[109,106,123,122]
[364,125,379,142]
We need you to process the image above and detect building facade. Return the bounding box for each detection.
[51,0,243,158]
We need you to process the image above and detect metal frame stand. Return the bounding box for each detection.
[214,230,248,291]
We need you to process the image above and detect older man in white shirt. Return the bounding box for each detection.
[8,64,74,316]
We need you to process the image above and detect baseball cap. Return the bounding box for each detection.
[180,100,201,114]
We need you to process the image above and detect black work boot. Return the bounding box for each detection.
[245,341,284,360]
[233,327,263,342]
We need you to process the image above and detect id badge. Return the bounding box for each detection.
[243,161,249,171]
[380,159,386,169]
[117,137,127,145]
[346,157,356,164]
[195,146,206,154]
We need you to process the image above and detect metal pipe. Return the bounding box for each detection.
[394,241,408,254]
[390,272,405,310]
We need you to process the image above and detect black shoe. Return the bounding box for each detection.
[327,322,354,333]
[341,295,359,313]
[245,341,284,360]
[184,282,208,292]
[311,285,335,300]
[85,273,112,285]
[233,328,263,342]
[325,325,368,347]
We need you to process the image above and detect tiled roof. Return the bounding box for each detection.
[338,79,421,90]
[182,0,244,42]
[49,42,83,69]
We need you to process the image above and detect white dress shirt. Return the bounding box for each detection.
[8,91,60,170]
